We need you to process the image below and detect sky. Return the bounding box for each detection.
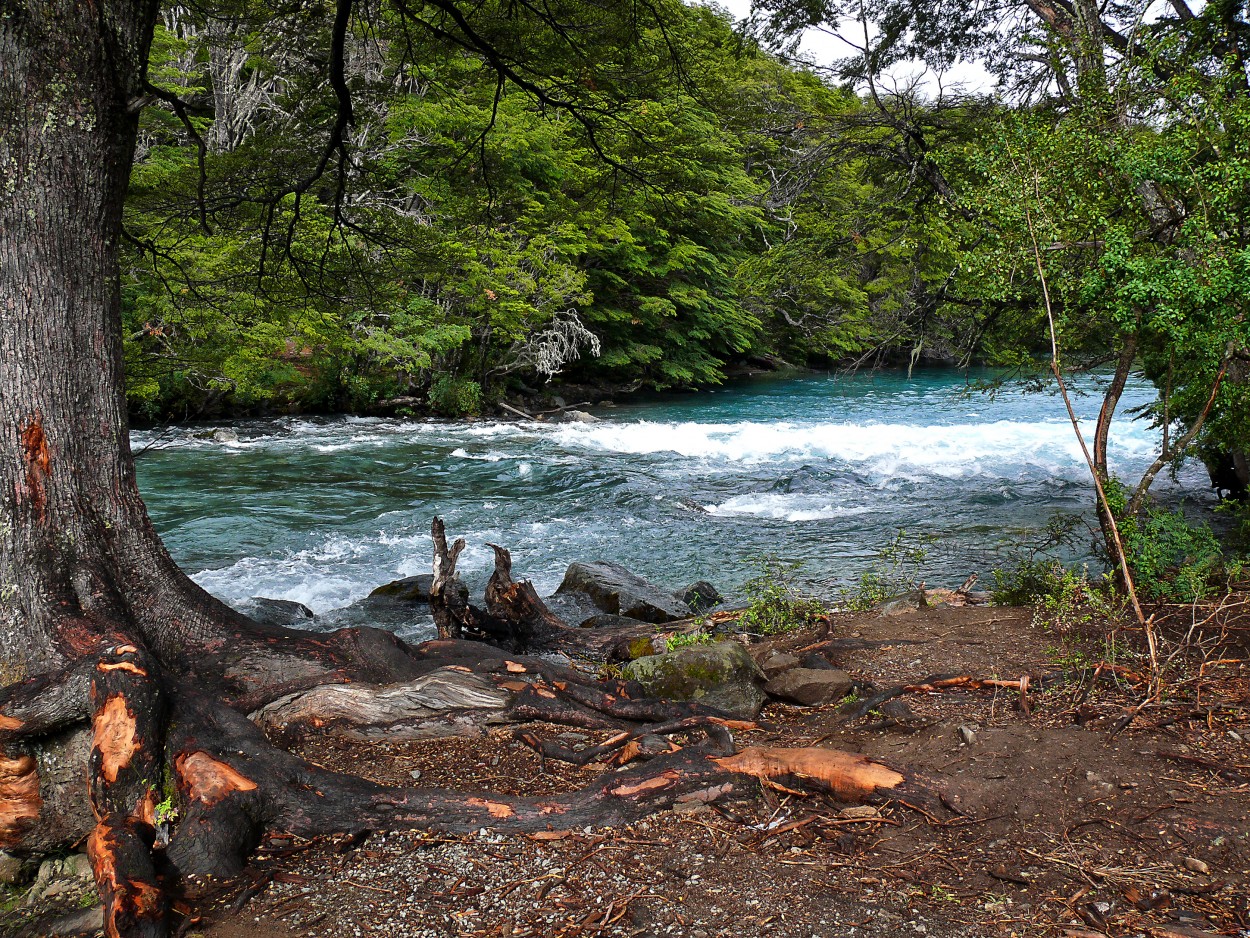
[704,0,999,95]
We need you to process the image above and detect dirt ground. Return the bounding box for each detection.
[9,603,1250,937]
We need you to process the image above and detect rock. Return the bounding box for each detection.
[211,427,240,444]
[678,581,722,612]
[553,409,599,424]
[244,597,315,629]
[369,574,434,602]
[875,589,927,616]
[0,851,26,885]
[763,668,853,706]
[757,651,802,680]
[556,561,690,624]
[1182,857,1210,875]
[24,853,94,906]
[623,642,766,719]
[958,724,978,746]
[368,574,468,605]
[41,906,105,937]
[621,636,664,659]
[798,653,835,671]
[578,613,650,630]
[838,805,880,819]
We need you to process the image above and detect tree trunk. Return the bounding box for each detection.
[0,0,237,678]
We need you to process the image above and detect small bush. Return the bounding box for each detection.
[841,529,933,611]
[1101,478,1225,603]
[428,375,482,417]
[738,556,827,634]
[664,624,715,651]
[1121,506,1222,602]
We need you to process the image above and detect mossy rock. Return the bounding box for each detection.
[622,641,765,719]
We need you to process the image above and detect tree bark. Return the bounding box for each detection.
[0,0,245,676]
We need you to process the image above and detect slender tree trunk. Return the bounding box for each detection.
[1092,336,1137,485]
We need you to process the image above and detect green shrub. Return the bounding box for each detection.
[1121,506,1222,602]
[738,556,827,634]
[427,375,482,417]
[840,529,933,611]
[991,557,1075,607]
[1103,478,1224,602]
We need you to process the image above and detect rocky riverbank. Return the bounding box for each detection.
[7,559,1244,938]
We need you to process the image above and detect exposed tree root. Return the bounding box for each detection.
[0,524,937,937]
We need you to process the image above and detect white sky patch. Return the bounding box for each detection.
[701,0,1000,95]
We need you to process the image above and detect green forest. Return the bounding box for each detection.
[124,0,1248,463]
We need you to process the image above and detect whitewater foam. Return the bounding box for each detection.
[705,493,875,522]
[541,418,1158,477]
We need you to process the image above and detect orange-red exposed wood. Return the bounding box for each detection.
[176,752,258,806]
[0,751,42,848]
[713,747,907,802]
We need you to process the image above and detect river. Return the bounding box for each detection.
[134,369,1211,639]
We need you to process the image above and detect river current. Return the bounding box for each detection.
[134,370,1211,636]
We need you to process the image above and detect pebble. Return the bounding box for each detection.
[839,805,880,819]
[958,725,977,746]
[1183,857,1210,875]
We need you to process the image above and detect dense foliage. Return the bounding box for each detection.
[124,2,877,417]
[124,0,1250,526]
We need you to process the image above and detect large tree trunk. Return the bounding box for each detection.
[0,0,230,677]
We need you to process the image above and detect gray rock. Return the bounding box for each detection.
[556,561,690,624]
[0,851,26,885]
[678,581,722,612]
[875,589,927,616]
[368,574,437,603]
[41,906,105,937]
[839,804,880,819]
[623,641,766,719]
[757,651,802,680]
[799,652,836,671]
[552,409,599,424]
[244,597,315,628]
[24,853,94,907]
[764,668,853,706]
[211,427,240,444]
[958,724,978,746]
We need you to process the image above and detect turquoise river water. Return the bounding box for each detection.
[134,370,1211,639]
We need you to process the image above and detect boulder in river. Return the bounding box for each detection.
[555,561,690,624]
[367,573,473,605]
[211,427,240,444]
[764,667,853,706]
[678,580,722,612]
[552,409,600,424]
[244,597,315,629]
[623,641,766,719]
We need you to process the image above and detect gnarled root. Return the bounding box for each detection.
[0,527,942,937]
